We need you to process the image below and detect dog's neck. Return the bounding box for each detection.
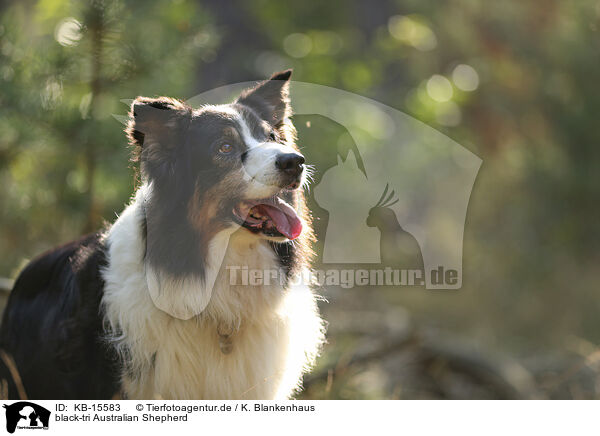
[130,183,285,324]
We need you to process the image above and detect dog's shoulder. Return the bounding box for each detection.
[2,233,103,325]
[0,232,120,399]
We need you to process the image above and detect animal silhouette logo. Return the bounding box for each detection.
[366,184,424,271]
[2,402,50,433]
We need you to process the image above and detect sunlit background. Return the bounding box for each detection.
[0,0,599,399]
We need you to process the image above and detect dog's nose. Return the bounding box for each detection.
[275,153,305,177]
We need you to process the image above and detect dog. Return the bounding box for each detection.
[0,70,325,399]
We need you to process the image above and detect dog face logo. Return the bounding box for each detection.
[2,402,50,433]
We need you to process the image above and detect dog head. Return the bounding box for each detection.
[127,70,307,243]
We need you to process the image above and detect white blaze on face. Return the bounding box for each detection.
[236,114,297,199]
[200,104,299,199]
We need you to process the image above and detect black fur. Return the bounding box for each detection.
[0,233,120,399]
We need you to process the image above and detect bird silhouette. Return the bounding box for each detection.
[366,184,424,271]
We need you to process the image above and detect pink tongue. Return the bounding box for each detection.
[255,203,303,240]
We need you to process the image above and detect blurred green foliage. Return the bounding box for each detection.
[1,0,599,398]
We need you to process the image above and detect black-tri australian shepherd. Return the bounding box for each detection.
[0,70,325,400]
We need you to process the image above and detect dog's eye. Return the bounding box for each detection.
[218,143,234,154]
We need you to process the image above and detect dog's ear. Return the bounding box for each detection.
[236,69,292,126]
[127,97,190,149]
[126,97,191,175]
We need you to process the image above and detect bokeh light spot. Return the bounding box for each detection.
[388,15,437,51]
[427,75,453,102]
[283,33,312,58]
[54,18,82,47]
[452,64,479,91]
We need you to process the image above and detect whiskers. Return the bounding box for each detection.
[302,164,316,193]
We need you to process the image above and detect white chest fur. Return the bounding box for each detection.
[101,192,324,400]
